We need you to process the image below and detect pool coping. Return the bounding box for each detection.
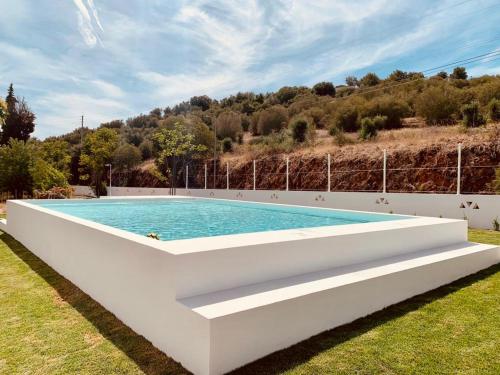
[8,196,465,255]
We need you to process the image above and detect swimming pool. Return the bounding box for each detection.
[4,195,488,375]
[33,198,409,241]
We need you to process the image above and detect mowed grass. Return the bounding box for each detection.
[0,229,498,375]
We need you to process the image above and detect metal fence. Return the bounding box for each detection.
[182,143,499,194]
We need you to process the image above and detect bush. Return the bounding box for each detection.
[31,159,68,191]
[248,130,294,154]
[241,114,250,132]
[372,115,388,129]
[461,102,485,127]
[332,104,359,132]
[221,137,233,152]
[359,117,378,140]
[139,139,153,160]
[257,105,288,135]
[312,82,335,97]
[290,118,308,143]
[113,143,142,171]
[360,72,381,87]
[450,66,467,80]
[415,85,460,124]
[487,98,500,122]
[275,86,307,104]
[360,96,410,129]
[214,111,242,141]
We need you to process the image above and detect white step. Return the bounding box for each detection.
[178,242,499,374]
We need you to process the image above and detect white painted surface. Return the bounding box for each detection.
[106,186,499,230]
[2,197,499,374]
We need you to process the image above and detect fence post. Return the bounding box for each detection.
[253,160,256,190]
[327,153,331,192]
[186,165,189,189]
[226,162,229,190]
[204,163,207,189]
[383,149,387,194]
[286,156,289,191]
[457,143,462,195]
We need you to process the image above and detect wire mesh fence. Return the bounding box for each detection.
[177,144,499,194]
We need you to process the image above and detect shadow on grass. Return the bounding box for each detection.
[230,262,500,375]
[0,232,191,375]
[2,230,498,375]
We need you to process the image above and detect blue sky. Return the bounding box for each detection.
[0,0,499,138]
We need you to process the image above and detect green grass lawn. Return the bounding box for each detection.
[0,229,498,375]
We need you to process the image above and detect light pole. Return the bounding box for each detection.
[105,163,112,196]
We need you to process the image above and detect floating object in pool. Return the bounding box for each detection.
[147,232,160,240]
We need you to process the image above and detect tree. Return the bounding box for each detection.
[436,71,448,79]
[360,72,381,87]
[345,76,359,87]
[31,158,68,191]
[79,128,119,197]
[221,137,233,152]
[415,85,460,124]
[214,111,242,141]
[100,119,124,129]
[461,101,485,127]
[139,139,154,160]
[0,98,7,126]
[388,70,408,82]
[113,143,142,172]
[153,123,207,193]
[487,98,500,122]
[1,84,36,144]
[189,95,212,111]
[0,139,35,196]
[359,117,378,140]
[257,105,289,135]
[39,139,72,178]
[290,118,308,143]
[312,82,335,97]
[360,95,410,129]
[332,103,359,132]
[450,66,467,80]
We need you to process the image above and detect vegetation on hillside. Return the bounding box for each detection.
[1,67,499,196]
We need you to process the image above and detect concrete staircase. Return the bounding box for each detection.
[178,241,498,374]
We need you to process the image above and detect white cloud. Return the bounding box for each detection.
[91,80,124,98]
[35,93,131,137]
[72,0,102,47]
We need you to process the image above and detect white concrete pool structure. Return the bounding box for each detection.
[1,196,498,375]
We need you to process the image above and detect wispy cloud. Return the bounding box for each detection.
[72,0,103,47]
[2,0,499,138]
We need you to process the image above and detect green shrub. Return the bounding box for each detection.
[415,85,460,124]
[113,143,142,171]
[359,117,378,140]
[257,105,288,135]
[139,139,153,160]
[31,159,68,191]
[360,96,410,129]
[461,101,485,127]
[372,115,388,129]
[360,72,381,87]
[221,137,233,152]
[290,118,308,143]
[312,81,335,96]
[249,130,294,153]
[214,111,242,141]
[487,98,500,122]
[332,104,359,132]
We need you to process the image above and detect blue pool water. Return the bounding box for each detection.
[32,198,409,241]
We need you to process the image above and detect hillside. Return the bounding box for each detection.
[115,124,500,194]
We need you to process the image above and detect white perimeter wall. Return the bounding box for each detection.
[105,186,500,230]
